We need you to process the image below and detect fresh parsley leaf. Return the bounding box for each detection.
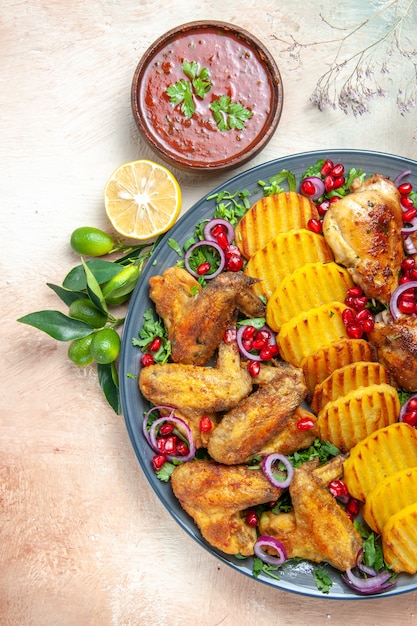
[210,96,253,131]
[313,568,333,593]
[167,238,183,257]
[156,461,176,482]
[166,79,195,118]
[288,438,340,468]
[258,169,297,195]
[207,189,252,225]
[133,308,171,363]
[182,61,212,98]
[253,557,281,580]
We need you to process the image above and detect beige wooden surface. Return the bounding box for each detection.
[2,1,417,624]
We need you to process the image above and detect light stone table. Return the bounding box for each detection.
[2,1,417,624]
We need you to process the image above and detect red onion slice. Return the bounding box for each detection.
[342,568,396,595]
[394,169,412,187]
[262,453,294,488]
[143,405,176,446]
[399,393,417,422]
[300,176,325,201]
[404,236,417,255]
[254,536,287,566]
[184,239,226,279]
[389,281,417,319]
[149,415,196,462]
[203,218,235,244]
[401,215,417,235]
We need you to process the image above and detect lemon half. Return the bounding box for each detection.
[104,159,182,240]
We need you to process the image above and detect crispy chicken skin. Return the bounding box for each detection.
[139,340,252,414]
[256,406,318,457]
[323,174,404,304]
[259,461,362,571]
[207,362,308,464]
[368,315,417,392]
[149,266,265,365]
[171,460,283,556]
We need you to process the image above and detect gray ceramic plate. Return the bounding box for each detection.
[120,149,417,599]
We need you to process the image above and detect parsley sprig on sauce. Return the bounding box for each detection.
[166,60,253,131]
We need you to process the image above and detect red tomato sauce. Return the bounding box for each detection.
[137,28,275,166]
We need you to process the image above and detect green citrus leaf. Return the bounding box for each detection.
[63,260,124,291]
[46,283,86,306]
[97,362,121,414]
[81,258,108,316]
[17,310,93,341]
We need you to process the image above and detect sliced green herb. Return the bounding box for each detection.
[313,567,333,593]
[166,79,195,118]
[210,95,253,131]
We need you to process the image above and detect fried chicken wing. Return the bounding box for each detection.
[149,266,265,365]
[259,461,362,571]
[323,174,404,304]
[171,460,282,556]
[139,340,252,414]
[207,362,307,464]
[256,407,318,457]
[368,314,417,392]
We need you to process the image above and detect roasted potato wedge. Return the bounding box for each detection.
[343,422,417,501]
[300,338,375,400]
[316,382,399,453]
[311,361,389,414]
[244,229,333,299]
[382,501,417,574]
[277,301,350,367]
[235,192,320,259]
[363,466,417,534]
[266,261,354,331]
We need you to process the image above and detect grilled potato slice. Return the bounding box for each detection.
[382,501,417,574]
[316,383,399,453]
[244,229,333,299]
[363,466,417,534]
[343,422,417,501]
[301,338,375,400]
[277,301,350,367]
[266,261,354,331]
[235,192,320,259]
[311,361,389,414]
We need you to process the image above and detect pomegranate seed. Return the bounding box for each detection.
[199,416,213,432]
[211,223,227,238]
[226,254,244,272]
[401,257,416,271]
[347,286,364,297]
[408,398,417,411]
[398,182,413,195]
[197,261,211,275]
[158,423,175,436]
[225,244,240,258]
[361,317,375,333]
[317,200,330,215]
[331,163,345,177]
[356,308,373,322]
[156,438,166,452]
[401,195,415,209]
[248,360,260,377]
[301,179,316,197]
[164,435,177,455]
[242,326,255,342]
[141,353,154,367]
[333,176,345,189]
[398,298,417,314]
[399,274,413,284]
[346,322,363,339]
[252,337,267,350]
[402,410,417,427]
[255,329,271,343]
[259,345,275,360]
[151,454,167,471]
[297,417,315,430]
[215,231,229,249]
[328,479,349,499]
[402,207,417,222]
[329,196,340,203]
[352,295,368,311]
[245,510,259,527]
[149,337,162,352]
[320,159,334,176]
[223,328,236,344]
[176,441,189,456]
[324,175,335,193]
[345,497,361,518]
[308,218,322,234]
[342,308,355,325]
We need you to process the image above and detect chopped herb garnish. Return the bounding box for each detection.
[210,95,253,131]
[166,78,195,119]
[313,568,333,593]
[132,308,171,363]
